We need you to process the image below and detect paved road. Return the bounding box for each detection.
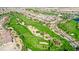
[23,11,79,48]
[0,8,79,49]
[51,17,79,48]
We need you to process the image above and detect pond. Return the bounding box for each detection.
[73,18,79,22]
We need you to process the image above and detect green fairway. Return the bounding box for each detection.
[58,19,79,41]
[5,12,75,51]
[8,15,49,51]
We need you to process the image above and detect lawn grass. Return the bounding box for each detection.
[5,12,75,51]
[58,19,79,41]
[8,15,49,51]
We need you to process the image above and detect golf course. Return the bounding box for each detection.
[58,19,79,41]
[3,12,75,51]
